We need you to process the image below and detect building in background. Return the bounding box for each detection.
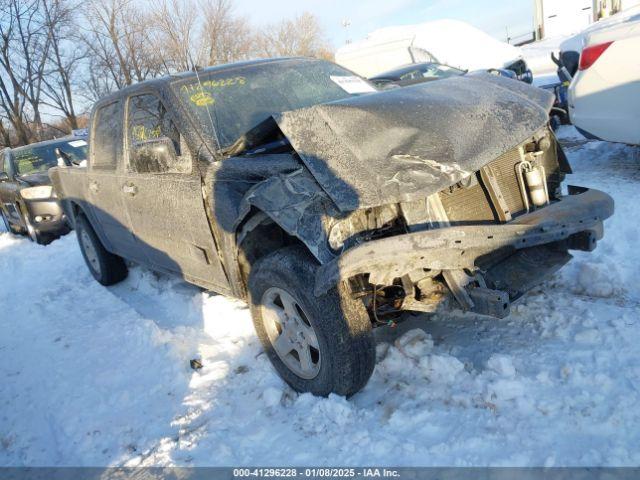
[534,0,640,39]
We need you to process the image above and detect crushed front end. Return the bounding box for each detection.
[315,128,614,320]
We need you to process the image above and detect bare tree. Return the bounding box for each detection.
[41,0,85,130]
[79,0,162,99]
[143,0,253,72]
[199,0,252,66]
[0,64,31,146]
[255,12,331,59]
[0,0,25,145]
[0,117,15,147]
[151,0,199,71]
[0,0,336,147]
[0,0,51,142]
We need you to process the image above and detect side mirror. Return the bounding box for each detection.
[520,69,534,84]
[131,136,180,174]
[0,171,9,182]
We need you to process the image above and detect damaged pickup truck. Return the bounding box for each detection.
[50,58,613,396]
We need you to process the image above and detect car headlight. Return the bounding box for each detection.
[20,185,53,200]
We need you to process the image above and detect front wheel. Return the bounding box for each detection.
[75,214,128,286]
[20,207,46,244]
[248,246,375,397]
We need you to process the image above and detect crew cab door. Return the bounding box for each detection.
[86,100,144,261]
[121,92,229,291]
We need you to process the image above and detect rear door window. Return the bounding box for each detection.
[126,94,190,174]
[92,101,123,170]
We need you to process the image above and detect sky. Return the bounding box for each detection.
[233,0,535,47]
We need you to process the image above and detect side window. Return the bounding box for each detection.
[92,101,123,170]
[127,94,190,174]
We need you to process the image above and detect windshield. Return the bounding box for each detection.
[13,139,88,175]
[402,63,465,81]
[172,59,376,148]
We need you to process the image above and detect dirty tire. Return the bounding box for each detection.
[249,246,375,397]
[75,214,128,286]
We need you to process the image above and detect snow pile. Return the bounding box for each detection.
[1,127,640,467]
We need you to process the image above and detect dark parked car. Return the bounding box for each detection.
[50,58,613,396]
[369,62,531,89]
[1,136,88,243]
[369,62,466,88]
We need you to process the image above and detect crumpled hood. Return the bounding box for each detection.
[273,73,554,212]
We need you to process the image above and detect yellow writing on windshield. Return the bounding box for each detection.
[181,76,246,107]
[180,76,246,93]
[190,91,215,107]
[202,76,246,88]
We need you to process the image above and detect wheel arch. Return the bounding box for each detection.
[235,207,310,287]
[64,199,116,253]
[231,170,337,288]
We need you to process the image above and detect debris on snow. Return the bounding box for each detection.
[190,359,203,371]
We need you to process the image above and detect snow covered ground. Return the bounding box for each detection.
[1,127,639,467]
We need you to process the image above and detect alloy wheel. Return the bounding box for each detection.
[261,287,321,379]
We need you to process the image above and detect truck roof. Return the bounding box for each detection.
[93,57,313,105]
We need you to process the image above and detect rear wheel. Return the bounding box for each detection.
[248,246,375,397]
[75,214,128,286]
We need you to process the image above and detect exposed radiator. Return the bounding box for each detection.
[439,140,561,224]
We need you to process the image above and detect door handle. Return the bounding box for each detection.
[89,181,99,193]
[122,183,138,196]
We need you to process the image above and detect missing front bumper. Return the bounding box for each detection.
[315,187,614,316]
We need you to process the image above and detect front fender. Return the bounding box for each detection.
[234,168,338,264]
